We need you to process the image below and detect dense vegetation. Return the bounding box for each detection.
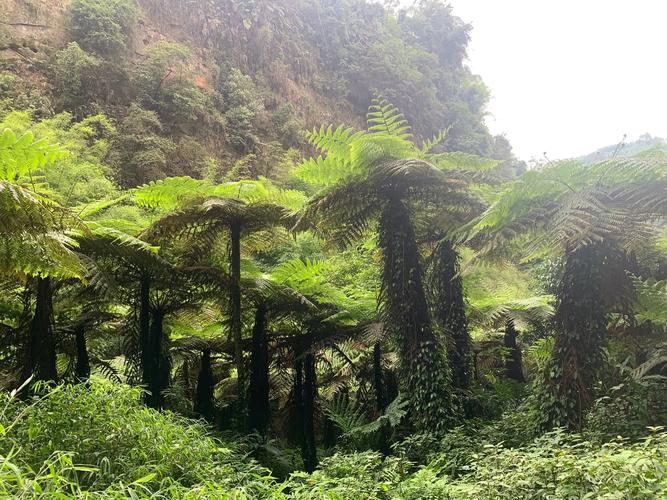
[1,0,666,497]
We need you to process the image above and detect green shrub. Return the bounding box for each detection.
[218,67,263,153]
[587,375,667,441]
[67,0,138,57]
[0,71,53,118]
[429,430,667,499]
[0,380,275,496]
[131,42,223,133]
[282,452,405,499]
[53,42,102,116]
[0,110,119,204]
[107,104,176,186]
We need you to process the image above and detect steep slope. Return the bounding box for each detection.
[1,0,519,186]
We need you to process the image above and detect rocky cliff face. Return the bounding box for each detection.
[1,0,359,129]
[1,0,511,183]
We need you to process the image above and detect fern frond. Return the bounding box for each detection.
[323,392,368,434]
[420,128,450,154]
[0,128,66,181]
[367,98,412,140]
[133,176,214,210]
[630,274,667,326]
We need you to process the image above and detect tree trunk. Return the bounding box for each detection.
[431,239,471,390]
[374,342,391,455]
[145,309,169,410]
[378,197,455,432]
[74,325,90,382]
[373,343,386,412]
[302,350,318,472]
[538,242,612,431]
[139,276,151,387]
[503,320,524,382]
[229,223,244,402]
[292,351,304,446]
[194,348,215,421]
[248,304,269,434]
[23,276,57,383]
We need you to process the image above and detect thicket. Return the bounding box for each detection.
[0,382,664,497]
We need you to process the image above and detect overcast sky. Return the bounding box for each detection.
[445,0,667,161]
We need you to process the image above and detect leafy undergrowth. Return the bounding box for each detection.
[1,380,665,498]
[0,380,274,497]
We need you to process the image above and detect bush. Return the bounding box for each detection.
[424,430,667,499]
[218,67,263,153]
[0,380,275,496]
[107,104,176,187]
[67,0,138,57]
[0,72,53,119]
[587,375,667,441]
[282,451,405,499]
[0,110,119,204]
[53,42,102,116]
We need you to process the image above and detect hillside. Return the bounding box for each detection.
[1,0,520,186]
[580,133,667,164]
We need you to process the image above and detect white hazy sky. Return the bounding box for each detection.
[445,0,667,161]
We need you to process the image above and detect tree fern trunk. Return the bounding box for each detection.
[139,275,151,388]
[374,342,391,455]
[23,276,57,383]
[378,197,456,433]
[230,223,244,403]
[302,350,318,472]
[537,242,611,431]
[431,239,471,390]
[373,343,386,412]
[74,325,90,382]
[146,308,168,410]
[503,320,524,382]
[292,349,304,448]
[248,304,269,434]
[194,347,215,421]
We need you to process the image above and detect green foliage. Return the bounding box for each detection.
[0,71,52,119]
[396,430,667,499]
[53,43,102,116]
[131,42,220,132]
[0,111,119,205]
[218,67,263,153]
[107,104,176,187]
[0,123,89,279]
[0,380,275,496]
[631,274,667,326]
[66,0,138,57]
[282,451,402,499]
[0,126,64,181]
[587,373,667,441]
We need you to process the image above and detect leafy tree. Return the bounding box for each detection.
[53,43,102,117]
[66,0,138,57]
[107,105,176,187]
